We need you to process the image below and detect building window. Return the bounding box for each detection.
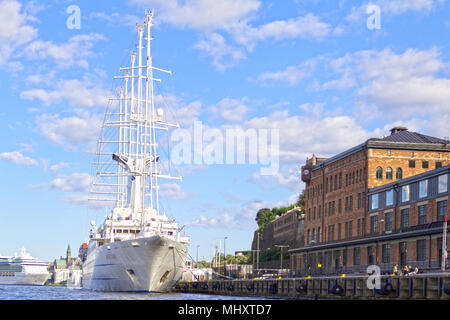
[376,167,383,180]
[419,180,428,198]
[438,174,448,193]
[418,204,427,225]
[354,247,360,265]
[417,239,426,261]
[436,161,443,169]
[338,223,341,240]
[338,199,342,213]
[371,193,379,210]
[318,227,321,243]
[400,242,407,266]
[386,189,394,206]
[396,168,403,180]
[422,161,429,169]
[386,167,393,180]
[357,219,361,236]
[313,207,316,219]
[319,205,322,218]
[401,208,409,229]
[371,215,378,234]
[358,192,362,209]
[368,246,375,265]
[334,174,338,191]
[330,176,333,192]
[349,195,353,211]
[382,244,390,263]
[349,221,352,238]
[402,185,410,202]
[339,172,342,189]
[437,200,447,222]
[362,192,366,208]
[385,211,392,232]
[409,160,415,168]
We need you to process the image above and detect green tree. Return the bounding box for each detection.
[255,208,276,232]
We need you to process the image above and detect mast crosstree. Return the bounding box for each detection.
[89,10,181,229]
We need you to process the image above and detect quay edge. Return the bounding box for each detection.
[173,273,450,300]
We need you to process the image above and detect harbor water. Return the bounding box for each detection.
[0,284,265,300]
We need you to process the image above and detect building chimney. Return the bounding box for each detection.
[390,126,408,135]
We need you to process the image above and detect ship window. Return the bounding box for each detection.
[117,229,122,233]
[123,229,129,233]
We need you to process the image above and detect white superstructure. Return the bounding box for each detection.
[82,10,190,293]
[0,248,50,285]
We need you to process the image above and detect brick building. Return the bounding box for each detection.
[290,127,450,275]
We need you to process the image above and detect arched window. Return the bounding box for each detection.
[386,167,393,180]
[396,168,403,180]
[376,167,383,180]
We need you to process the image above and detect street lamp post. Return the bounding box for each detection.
[224,236,228,277]
[196,245,200,269]
[442,213,448,271]
[274,245,289,271]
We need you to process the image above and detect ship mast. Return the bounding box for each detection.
[89,10,181,230]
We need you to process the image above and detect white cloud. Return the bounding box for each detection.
[208,98,249,123]
[323,47,450,117]
[251,166,301,192]
[159,183,189,200]
[231,14,332,50]
[0,0,38,65]
[25,34,106,69]
[49,162,70,175]
[21,79,109,108]
[0,151,38,166]
[49,173,92,193]
[346,0,444,22]
[244,109,377,164]
[257,57,321,85]
[89,12,141,27]
[129,0,261,30]
[36,113,102,148]
[194,33,246,71]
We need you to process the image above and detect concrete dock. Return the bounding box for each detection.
[174,273,450,300]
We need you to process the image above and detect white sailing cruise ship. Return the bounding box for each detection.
[82,11,190,292]
[0,248,50,285]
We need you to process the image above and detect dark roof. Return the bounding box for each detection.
[374,130,448,144]
[311,129,449,171]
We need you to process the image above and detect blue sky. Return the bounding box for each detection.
[0,0,450,262]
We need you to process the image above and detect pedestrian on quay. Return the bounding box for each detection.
[402,265,410,275]
[392,263,399,276]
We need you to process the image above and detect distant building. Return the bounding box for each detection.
[251,206,305,269]
[49,244,82,285]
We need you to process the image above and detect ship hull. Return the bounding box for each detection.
[0,272,50,286]
[82,236,186,292]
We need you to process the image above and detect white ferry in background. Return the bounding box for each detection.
[0,248,50,285]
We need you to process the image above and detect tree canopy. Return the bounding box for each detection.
[255,190,306,233]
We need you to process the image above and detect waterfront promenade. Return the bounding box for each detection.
[174,272,450,300]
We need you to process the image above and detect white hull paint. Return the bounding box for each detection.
[0,272,50,286]
[82,236,186,292]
